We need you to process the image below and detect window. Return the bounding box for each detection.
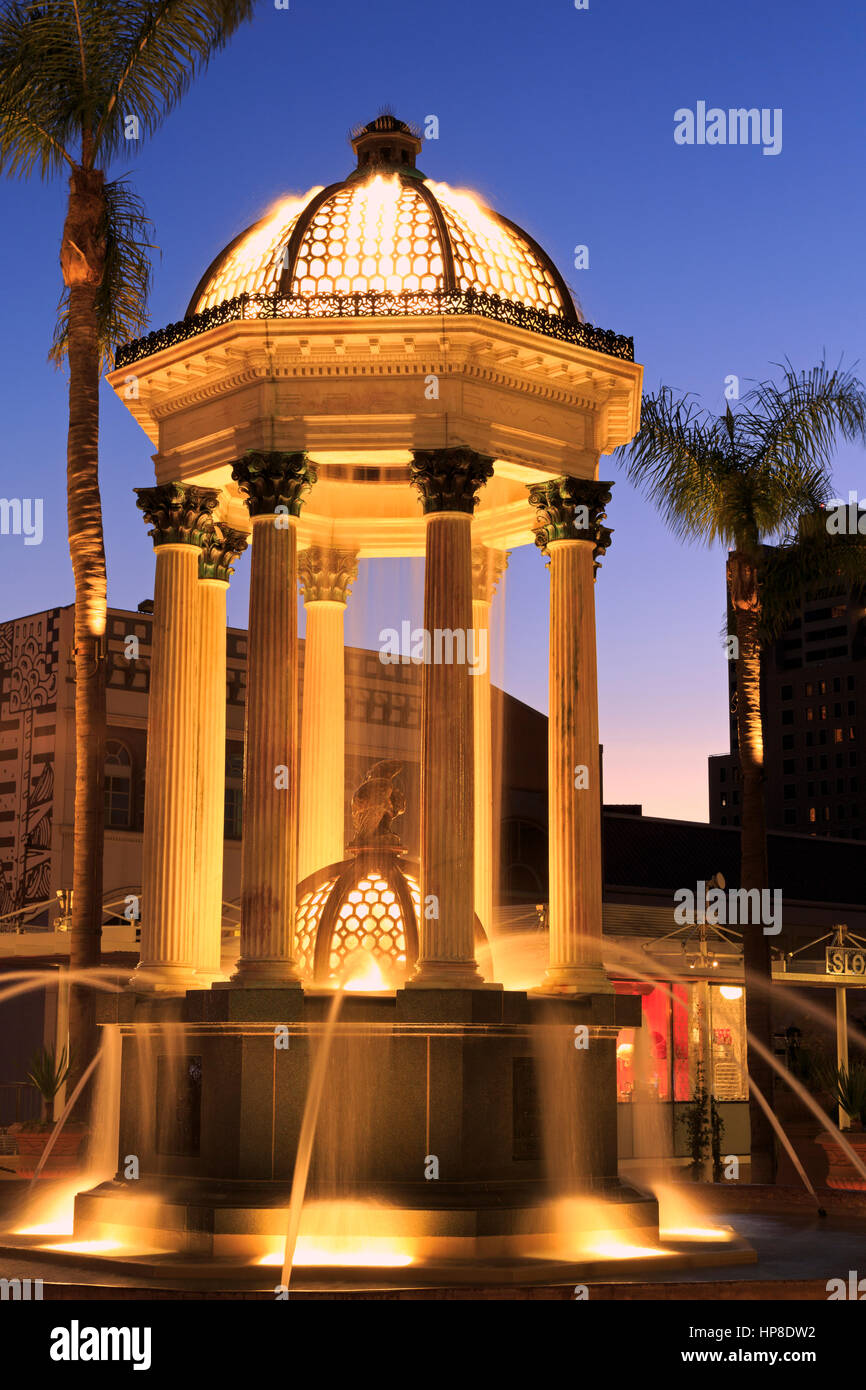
[820,705,828,720]
[833,675,842,692]
[834,702,843,717]
[832,607,846,620]
[849,701,856,716]
[783,785,797,800]
[807,781,815,796]
[835,728,844,743]
[805,682,814,697]
[104,740,132,829]
[823,806,831,822]
[820,681,828,695]
[837,778,845,793]
[719,767,727,783]
[848,676,855,691]
[806,756,814,771]
[850,727,857,741]
[224,786,243,839]
[851,752,859,768]
[851,777,859,792]
[783,759,795,775]
[806,708,814,722]
[783,809,797,825]
[809,807,817,823]
[781,709,794,725]
[781,684,793,701]
[783,734,795,750]
[836,753,844,769]
[820,754,829,770]
[805,732,814,747]
[819,731,828,745]
[820,780,829,794]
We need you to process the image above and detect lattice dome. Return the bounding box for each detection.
[294,857,422,987]
[188,114,576,322]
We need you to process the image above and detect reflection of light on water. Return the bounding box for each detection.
[649,1182,731,1243]
[549,1197,668,1261]
[258,1242,412,1268]
[41,1239,123,1254]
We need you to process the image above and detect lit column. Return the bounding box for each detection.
[192,526,248,984]
[230,451,316,987]
[134,483,219,991]
[471,543,508,938]
[297,546,358,883]
[529,477,614,995]
[409,448,495,988]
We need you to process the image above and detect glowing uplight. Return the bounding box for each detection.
[339,951,389,992]
[258,1242,412,1268]
[581,1237,668,1260]
[13,1179,81,1236]
[719,985,743,1000]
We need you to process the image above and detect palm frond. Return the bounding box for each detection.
[758,514,866,641]
[50,177,156,370]
[0,1,81,175]
[617,388,734,545]
[741,357,866,480]
[92,0,256,159]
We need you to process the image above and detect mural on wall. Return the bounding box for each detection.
[0,611,58,922]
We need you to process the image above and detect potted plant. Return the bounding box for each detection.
[678,1062,725,1181]
[814,1062,866,1190]
[13,1046,87,1177]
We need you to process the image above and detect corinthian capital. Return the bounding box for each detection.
[410,447,494,516]
[231,450,317,518]
[471,544,509,603]
[528,476,613,567]
[298,546,359,604]
[199,526,249,583]
[135,482,220,547]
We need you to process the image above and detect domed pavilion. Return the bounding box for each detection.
[111,112,642,998]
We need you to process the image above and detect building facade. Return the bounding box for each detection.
[709,569,866,837]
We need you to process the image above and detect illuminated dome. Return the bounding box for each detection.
[187,113,577,322]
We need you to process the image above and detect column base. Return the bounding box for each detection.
[131,963,199,995]
[223,959,303,989]
[532,965,615,997]
[192,971,230,988]
[406,961,502,991]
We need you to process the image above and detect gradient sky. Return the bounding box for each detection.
[0,0,863,822]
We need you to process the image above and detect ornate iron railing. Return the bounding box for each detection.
[114,288,634,368]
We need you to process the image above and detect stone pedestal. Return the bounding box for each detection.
[408,449,496,988]
[192,529,248,983]
[229,452,316,987]
[529,478,614,995]
[471,544,507,937]
[133,484,219,992]
[297,547,358,883]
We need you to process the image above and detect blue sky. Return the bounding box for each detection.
[0,0,863,820]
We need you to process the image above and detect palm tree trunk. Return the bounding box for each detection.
[62,168,108,1114]
[728,551,776,1183]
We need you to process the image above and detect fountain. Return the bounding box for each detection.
[1,114,762,1289]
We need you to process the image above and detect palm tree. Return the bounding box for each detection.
[620,360,866,1181]
[0,0,254,1098]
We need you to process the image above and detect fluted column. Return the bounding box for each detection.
[529,477,614,995]
[134,483,219,991]
[471,544,508,938]
[408,448,496,988]
[297,546,358,883]
[192,527,248,983]
[230,451,317,987]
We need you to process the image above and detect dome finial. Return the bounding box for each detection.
[349,111,424,177]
